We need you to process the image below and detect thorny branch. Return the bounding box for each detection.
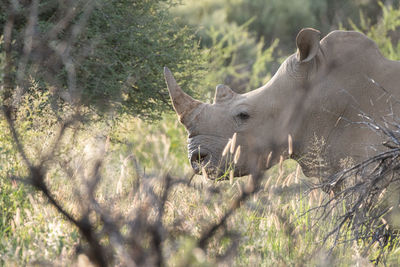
[307,110,400,264]
[198,170,263,249]
[5,1,400,266]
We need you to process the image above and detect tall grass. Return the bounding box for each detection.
[2,88,400,265]
[2,2,400,265]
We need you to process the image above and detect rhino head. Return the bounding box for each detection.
[164,28,321,178]
[164,27,400,180]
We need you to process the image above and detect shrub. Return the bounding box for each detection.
[350,2,400,60]
[0,0,205,120]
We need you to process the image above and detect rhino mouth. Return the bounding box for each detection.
[188,149,248,180]
[189,149,212,173]
[188,135,249,179]
[188,149,221,178]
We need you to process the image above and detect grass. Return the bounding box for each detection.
[2,96,400,265]
[2,1,400,265]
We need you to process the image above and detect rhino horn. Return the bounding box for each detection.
[164,67,202,125]
[214,84,236,103]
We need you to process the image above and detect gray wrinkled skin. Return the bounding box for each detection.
[165,28,400,182]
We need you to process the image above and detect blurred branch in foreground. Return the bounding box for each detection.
[0,2,270,265]
[2,100,271,265]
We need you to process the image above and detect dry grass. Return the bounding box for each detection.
[3,104,398,265]
[1,80,400,266]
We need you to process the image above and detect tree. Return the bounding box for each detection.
[0,0,204,120]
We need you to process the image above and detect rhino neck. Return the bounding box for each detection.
[255,56,346,179]
[259,33,400,181]
[291,58,400,180]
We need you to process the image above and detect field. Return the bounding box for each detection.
[2,0,400,266]
[2,102,400,266]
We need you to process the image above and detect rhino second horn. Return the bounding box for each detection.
[164,67,202,124]
[214,84,236,103]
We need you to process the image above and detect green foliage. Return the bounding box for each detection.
[172,0,400,99]
[80,0,206,119]
[2,0,400,265]
[0,107,30,248]
[0,179,28,238]
[202,20,279,94]
[225,0,323,51]
[0,0,206,120]
[350,2,400,60]
[171,9,280,96]
[247,38,279,90]
[0,79,79,265]
[110,113,191,174]
[175,0,399,55]
[3,75,400,265]
[170,0,227,45]
[225,0,400,53]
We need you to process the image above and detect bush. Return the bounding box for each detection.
[0,0,205,120]
[350,2,400,60]
[80,0,206,119]
[3,0,400,265]
[202,21,279,94]
[172,2,281,96]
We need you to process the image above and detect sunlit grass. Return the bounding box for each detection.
[2,105,400,265]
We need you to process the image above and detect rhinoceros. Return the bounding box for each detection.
[164,28,400,186]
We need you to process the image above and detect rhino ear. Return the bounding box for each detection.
[214,84,236,103]
[296,28,321,63]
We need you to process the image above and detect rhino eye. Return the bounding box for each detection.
[236,112,250,121]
